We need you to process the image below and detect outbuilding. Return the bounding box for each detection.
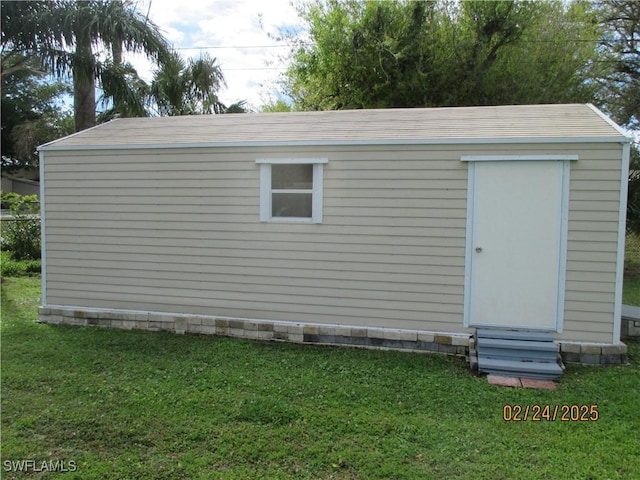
[38,104,631,372]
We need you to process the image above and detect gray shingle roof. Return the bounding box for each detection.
[39,103,630,151]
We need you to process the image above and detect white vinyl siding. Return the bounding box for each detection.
[42,141,624,342]
[43,145,465,332]
[561,148,624,342]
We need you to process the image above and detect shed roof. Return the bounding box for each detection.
[39,103,630,151]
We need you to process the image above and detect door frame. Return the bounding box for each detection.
[461,155,577,332]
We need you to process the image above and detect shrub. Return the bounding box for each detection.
[1,192,41,260]
[0,251,41,277]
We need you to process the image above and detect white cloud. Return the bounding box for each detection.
[128,0,305,110]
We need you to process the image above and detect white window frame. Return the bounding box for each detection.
[256,158,328,223]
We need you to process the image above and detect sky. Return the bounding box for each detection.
[127,0,306,111]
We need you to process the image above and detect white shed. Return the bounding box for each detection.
[38,104,632,373]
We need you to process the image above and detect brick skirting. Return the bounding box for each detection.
[38,306,628,365]
[38,306,470,356]
[559,342,628,365]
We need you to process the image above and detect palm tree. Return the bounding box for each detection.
[189,53,227,114]
[150,51,194,116]
[221,100,248,114]
[150,51,246,115]
[97,60,150,121]
[1,0,169,131]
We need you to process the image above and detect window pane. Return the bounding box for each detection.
[272,193,312,218]
[272,164,313,189]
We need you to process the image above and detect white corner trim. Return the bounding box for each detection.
[463,162,476,328]
[256,158,329,164]
[39,150,47,305]
[586,104,634,141]
[555,161,571,334]
[461,154,579,162]
[613,143,631,344]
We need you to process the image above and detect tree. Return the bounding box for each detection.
[597,0,639,130]
[222,100,249,113]
[261,99,293,112]
[150,51,247,115]
[1,54,73,171]
[1,0,170,132]
[97,60,150,122]
[282,0,605,110]
[594,1,639,232]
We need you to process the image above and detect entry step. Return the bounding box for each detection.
[478,337,558,352]
[474,328,564,380]
[478,357,564,380]
[476,328,555,342]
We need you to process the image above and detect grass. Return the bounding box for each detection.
[2,277,640,479]
[623,276,640,306]
[624,232,640,305]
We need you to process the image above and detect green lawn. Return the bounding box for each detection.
[625,232,640,305]
[623,276,640,306]
[1,276,639,479]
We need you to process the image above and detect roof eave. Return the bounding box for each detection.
[36,119,121,151]
[38,135,631,152]
[587,103,634,140]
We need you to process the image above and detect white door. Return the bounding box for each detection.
[466,160,567,330]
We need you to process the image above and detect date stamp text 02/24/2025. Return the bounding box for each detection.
[503,404,600,422]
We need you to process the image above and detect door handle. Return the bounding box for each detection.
[475,247,483,253]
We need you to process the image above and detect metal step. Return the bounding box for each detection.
[474,328,564,380]
[478,357,564,380]
[479,347,558,362]
[476,328,554,342]
[476,337,558,353]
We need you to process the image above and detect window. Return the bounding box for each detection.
[257,158,328,223]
